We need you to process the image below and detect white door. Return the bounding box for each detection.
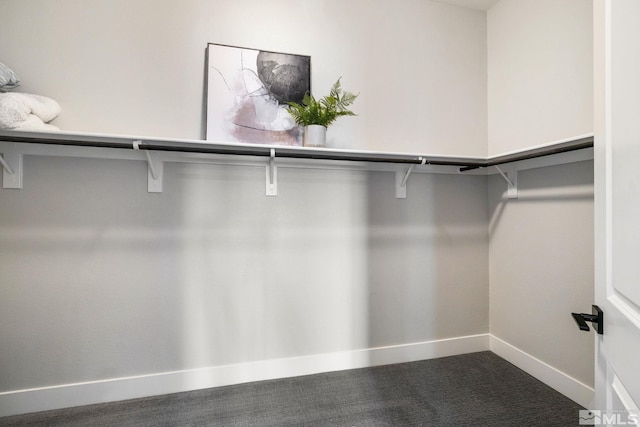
[593,0,640,425]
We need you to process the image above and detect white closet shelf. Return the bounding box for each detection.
[0,129,594,197]
[0,129,593,168]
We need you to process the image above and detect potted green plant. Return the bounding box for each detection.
[286,77,358,147]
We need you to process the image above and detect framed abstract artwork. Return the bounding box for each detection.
[205,43,311,146]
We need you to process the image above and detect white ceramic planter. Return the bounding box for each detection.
[303,125,327,147]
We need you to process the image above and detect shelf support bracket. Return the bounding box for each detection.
[495,165,518,199]
[1,144,23,189]
[0,154,14,175]
[266,148,278,196]
[396,157,425,199]
[133,140,163,193]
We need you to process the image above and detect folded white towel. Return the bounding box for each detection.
[14,114,60,131]
[0,92,61,130]
[0,62,21,90]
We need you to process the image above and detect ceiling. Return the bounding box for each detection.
[433,0,501,11]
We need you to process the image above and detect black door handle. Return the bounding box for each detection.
[571,305,604,334]
[572,313,591,331]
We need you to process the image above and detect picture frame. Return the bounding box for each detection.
[205,43,311,146]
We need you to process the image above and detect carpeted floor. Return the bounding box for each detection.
[0,351,584,426]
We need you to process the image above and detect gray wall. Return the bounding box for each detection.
[0,0,491,395]
[488,160,594,387]
[0,0,595,407]
[0,0,487,156]
[487,0,593,155]
[486,0,594,390]
[0,155,489,391]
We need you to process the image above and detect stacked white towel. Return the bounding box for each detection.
[0,92,61,131]
[0,62,21,90]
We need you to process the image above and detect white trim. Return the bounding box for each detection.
[490,148,593,175]
[487,133,594,160]
[489,334,594,408]
[612,375,640,412]
[0,334,489,417]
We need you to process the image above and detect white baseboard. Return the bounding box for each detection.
[0,333,489,417]
[489,334,594,408]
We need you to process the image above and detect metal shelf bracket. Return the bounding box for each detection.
[495,165,518,199]
[396,157,426,199]
[1,144,23,189]
[266,148,278,196]
[133,140,163,193]
[0,154,14,175]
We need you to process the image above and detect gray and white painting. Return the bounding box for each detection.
[206,44,311,145]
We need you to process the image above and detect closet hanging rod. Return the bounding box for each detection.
[0,132,486,168]
[136,142,484,167]
[0,131,593,170]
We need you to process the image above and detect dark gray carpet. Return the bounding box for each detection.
[0,351,583,426]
